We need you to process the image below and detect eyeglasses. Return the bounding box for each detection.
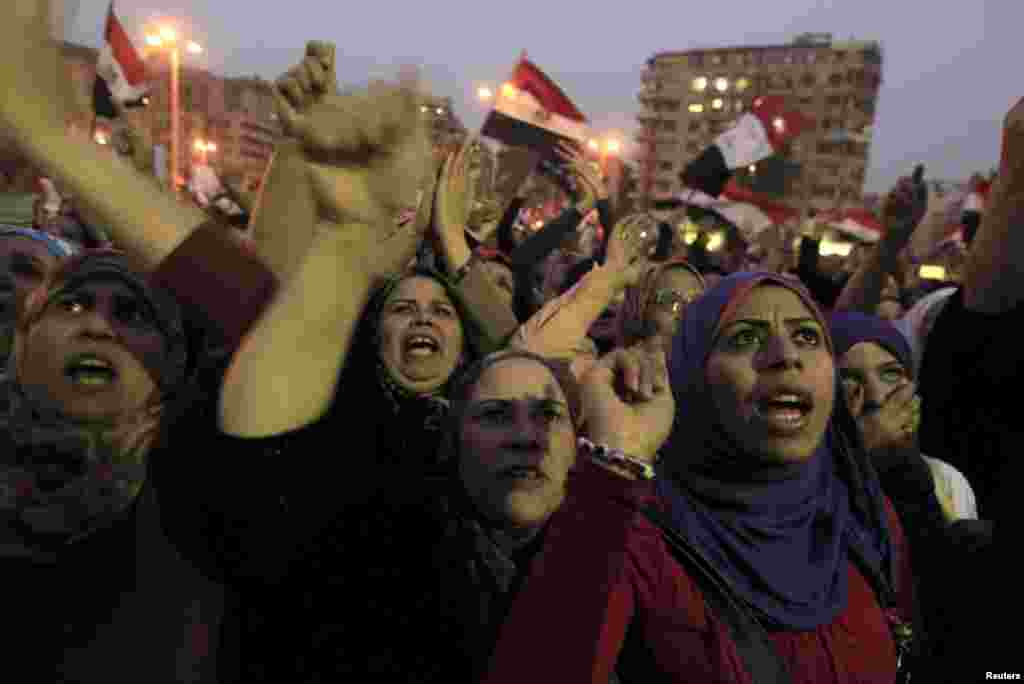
[651,289,700,315]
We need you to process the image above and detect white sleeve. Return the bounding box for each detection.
[923,456,979,521]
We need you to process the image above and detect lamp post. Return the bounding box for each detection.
[145,26,202,196]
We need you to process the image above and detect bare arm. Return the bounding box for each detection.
[249,140,318,282]
[219,229,374,436]
[218,50,429,437]
[513,214,648,362]
[1,1,206,271]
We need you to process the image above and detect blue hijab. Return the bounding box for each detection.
[656,272,894,631]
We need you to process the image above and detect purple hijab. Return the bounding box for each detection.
[829,311,915,379]
[656,272,894,631]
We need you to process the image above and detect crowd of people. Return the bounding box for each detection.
[0,4,1017,682]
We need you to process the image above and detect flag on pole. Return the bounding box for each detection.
[679,182,798,242]
[680,96,812,198]
[93,2,149,119]
[481,56,588,159]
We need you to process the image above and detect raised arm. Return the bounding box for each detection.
[248,43,335,283]
[511,214,648,369]
[432,138,520,351]
[219,67,430,437]
[835,175,926,314]
[510,142,606,269]
[1,0,207,270]
[963,97,1024,314]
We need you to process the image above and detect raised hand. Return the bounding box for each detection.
[556,141,607,213]
[580,345,675,463]
[433,137,476,248]
[605,213,656,288]
[272,43,429,234]
[881,174,928,250]
[858,381,920,458]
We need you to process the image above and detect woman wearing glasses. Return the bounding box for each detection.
[617,258,706,356]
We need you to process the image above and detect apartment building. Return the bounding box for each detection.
[637,33,883,212]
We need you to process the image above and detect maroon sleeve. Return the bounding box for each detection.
[483,459,655,684]
[150,223,277,350]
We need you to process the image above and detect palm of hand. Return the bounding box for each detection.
[437,166,474,237]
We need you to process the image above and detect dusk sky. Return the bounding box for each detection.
[66,0,1018,193]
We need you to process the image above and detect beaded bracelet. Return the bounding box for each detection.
[578,437,656,481]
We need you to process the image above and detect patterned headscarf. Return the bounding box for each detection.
[616,258,705,348]
[0,251,186,551]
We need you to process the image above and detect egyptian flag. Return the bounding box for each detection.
[653,181,797,243]
[823,208,884,244]
[481,56,589,160]
[680,96,811,198]
[93,3,149,119]
[960,178,990,245]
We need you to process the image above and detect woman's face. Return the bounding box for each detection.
[18,279,165,421]
[458,357,576,531]
[377,276,465,395]
[838,341,912,420]
[705,285,835,464]
[646,267,703,341]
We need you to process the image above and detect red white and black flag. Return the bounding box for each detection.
[93,2,149,119]
[680,96,811,198]
[481,56,588,158]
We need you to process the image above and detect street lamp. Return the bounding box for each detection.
[145,24,203,196]
[194,138,217,164]
[477,86,493,101]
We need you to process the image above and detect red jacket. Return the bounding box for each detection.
[484,460,914,684]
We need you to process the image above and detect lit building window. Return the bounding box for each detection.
[688,103,705,113]
[436,107,444,115]
[711,54,723,65]
[715,77,729,92]
[712,98,724,110]
[736,78,750,92]
[692,77,708,92]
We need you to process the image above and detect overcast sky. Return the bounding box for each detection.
[66,0,1018,192]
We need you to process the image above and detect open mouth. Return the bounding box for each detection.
[753,391,813,431]
[64,353,118,387]
[403,333,441,358]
